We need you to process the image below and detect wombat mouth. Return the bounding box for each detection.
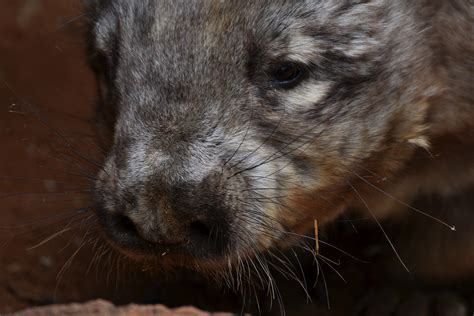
[96,203,235,265]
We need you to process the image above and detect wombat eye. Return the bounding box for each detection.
[270,62,306,89]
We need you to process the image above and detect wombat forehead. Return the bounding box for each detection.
[105,1,312,81]
[102,0,308,43]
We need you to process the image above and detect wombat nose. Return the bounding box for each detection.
[188,220,214,243]
[111,212,219,249]
[112,213,185,246]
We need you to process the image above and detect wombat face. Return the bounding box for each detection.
[86,0,429,270]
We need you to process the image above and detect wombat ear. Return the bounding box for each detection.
[82,0,112,17]
[82,0,96,10]
[82,0,107,10]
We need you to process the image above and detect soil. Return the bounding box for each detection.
[0,1,376,315]
[12,300,232,316]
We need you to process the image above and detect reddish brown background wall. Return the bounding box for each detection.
[0,1,155,313]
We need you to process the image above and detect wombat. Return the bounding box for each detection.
[83,0,474,314]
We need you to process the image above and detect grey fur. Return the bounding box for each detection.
[85,0,474,288]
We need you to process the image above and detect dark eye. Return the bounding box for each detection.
[270,62,306,89]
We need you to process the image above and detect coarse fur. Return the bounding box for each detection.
[83,0,473,312]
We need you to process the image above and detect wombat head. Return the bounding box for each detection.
[85,0,431,271]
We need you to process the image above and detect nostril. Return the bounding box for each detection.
[189,220,212,240]
[115,214,138,236]
[188,219,229,255]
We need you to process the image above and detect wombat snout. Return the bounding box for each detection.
[96,168,233,259]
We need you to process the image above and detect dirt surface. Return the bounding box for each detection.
[13,300,232,316]
[0,1,375,315]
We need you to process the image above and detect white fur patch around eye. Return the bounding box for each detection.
[286,33,325,65]
[281,81,332,112]
[333,36,380,58]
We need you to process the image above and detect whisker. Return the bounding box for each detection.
[317,258,331,310]
[229,116,283,172]
[0,189,93,200]
[351,170,456,231]
[347,180,409,273]
[318,255,346,284]
[28,214,94,251]
[0,175,89,187]
[223,108,254,170]
[0,206,92,230]
[57,13,90,31]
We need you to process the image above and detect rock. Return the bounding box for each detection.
[12,299,233,316]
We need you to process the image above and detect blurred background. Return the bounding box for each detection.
[0,0,155,313]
